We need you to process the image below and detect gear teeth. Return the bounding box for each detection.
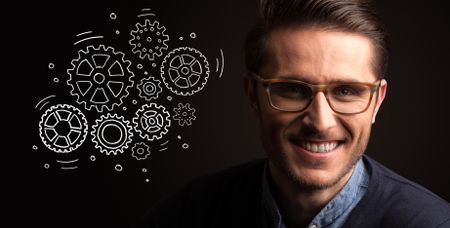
[91,113,134,155]
[160,47,210,96]
[39,104,88,153]
[131,142,151,160]
[66,45,135,112]
[129,19,170,61]
[133,103,171,141]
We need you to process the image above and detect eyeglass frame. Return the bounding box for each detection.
[250,72,383,115]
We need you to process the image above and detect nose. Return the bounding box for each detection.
[303,92,337,132]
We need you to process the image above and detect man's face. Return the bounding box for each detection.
[245,27,387,190]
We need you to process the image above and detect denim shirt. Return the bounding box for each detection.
[262,159,369,228]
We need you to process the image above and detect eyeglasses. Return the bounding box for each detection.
[251,73,382,115]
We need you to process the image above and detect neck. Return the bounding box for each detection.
[268,164,354,227]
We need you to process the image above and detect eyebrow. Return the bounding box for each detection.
[275,75,364,84]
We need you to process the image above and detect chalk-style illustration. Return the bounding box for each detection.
[137,8,156,18]
[74,31,104,46]
[91,113,134,155]
[57,159,79,170]
[39,104,88,153]
[67,45,135,112]
[137,76,163,101]
[160,47,210,96]
[131,142,151,160]
[35,95,56,111]
[133,103,171,141]
[182,143,189,149]
[129,19,169,61]
[172,102,196,126]
[33,5,226,174]
[158,140,169,152]
[215,49,225,78]
[115,164,123,171]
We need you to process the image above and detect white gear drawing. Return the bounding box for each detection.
[39,104,88,153]
[129,19,169,61]
[137,76,162,101]
[67,45,135,112]
[91,113,133,155]
[172,103,196,126]
[160,47,210,96]
[131,142,151,160]
[133,103,171,141]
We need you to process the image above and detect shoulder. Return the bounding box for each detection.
[345,156,450,227]
[133,158,267,228]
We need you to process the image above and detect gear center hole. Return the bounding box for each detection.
[55,121,71,136]
[181,66,190,75]
[94,73,106,84]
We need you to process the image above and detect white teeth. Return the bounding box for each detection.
[301,142,338,153]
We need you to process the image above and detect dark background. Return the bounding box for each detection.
[13,0,450,227]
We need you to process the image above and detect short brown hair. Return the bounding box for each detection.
[244,0,389,78]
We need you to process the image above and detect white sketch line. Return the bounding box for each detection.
[219,49,225,78]
[141,8,152,11]
[160,140,169,146]
[56,159,79,164]
[35,95,56,110]
[137,13,156,17]
[215,58,219,72]
[61,166,78,170]
[73,36,104,45]
[160,47,210,96]
[39,104,89,153]
[159,147,168,152]
[39,101,50,111]
[77,31,93,36]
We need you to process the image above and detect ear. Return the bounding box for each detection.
[372,79,387,124]
[243,73,260,118]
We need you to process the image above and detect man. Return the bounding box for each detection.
[135,0,450,227]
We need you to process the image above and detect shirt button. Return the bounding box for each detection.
[310,225,317,228]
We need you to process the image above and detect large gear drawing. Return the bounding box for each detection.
[131,142,151,160]
[137,76,162,101]
[173,103,196,126]
[67,45,135,112]
[91,113,133,155]
[160,47,210,96]
[133,103,171,141]
[39,104,88,153]
[129,19,169,61]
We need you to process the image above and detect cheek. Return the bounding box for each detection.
[259,108,297,151]
[341,113,373,144]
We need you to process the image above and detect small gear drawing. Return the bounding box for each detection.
[131,142,151,160]
[173,103,196,126]
[137,76,163,101]
[67,45,135,112]
[133,103,171,141]
[39,104,88,153]
[129,19,169,61]
[160,47,210,96]
[91,113,133,155]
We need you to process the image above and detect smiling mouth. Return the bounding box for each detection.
[301,141,339,153]
[290,138,344,154]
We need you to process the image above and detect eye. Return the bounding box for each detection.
[333,85,363,96]
[270,83,310,99]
